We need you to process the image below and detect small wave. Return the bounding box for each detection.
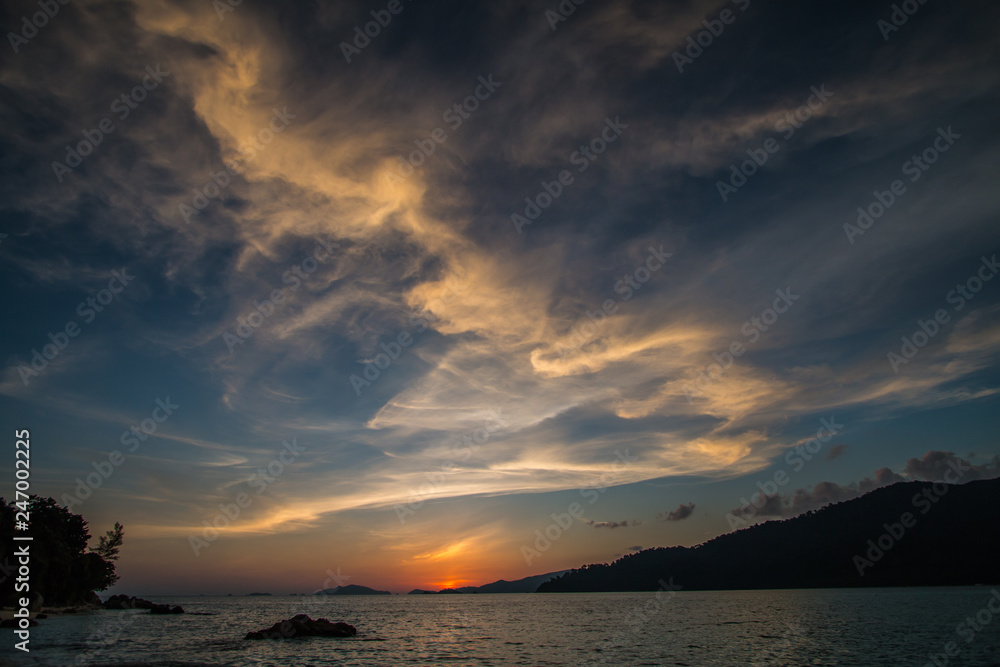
[84,663,229,667]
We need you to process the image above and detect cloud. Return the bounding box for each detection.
[1,0,999,552]
[585,519,641,530]
[825,444,849,462]
[730,452,1000,521]
[903,451,1000,482]
[658,502,696,522]
[857,468,907,495]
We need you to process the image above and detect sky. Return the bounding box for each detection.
[1,0,999,595]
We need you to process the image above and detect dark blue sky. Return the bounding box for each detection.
[1,0,998,593]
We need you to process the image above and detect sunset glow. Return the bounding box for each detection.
[1,0,998,600]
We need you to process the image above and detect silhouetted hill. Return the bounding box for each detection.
[409,571,570,595]
[476,570,571,593]
[538,479,1000,592]
[313,585,390,595]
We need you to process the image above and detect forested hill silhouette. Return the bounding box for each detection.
[538,478,1000,592]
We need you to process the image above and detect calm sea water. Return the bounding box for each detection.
[2,588,999,666]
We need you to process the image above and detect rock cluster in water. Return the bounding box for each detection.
[148,603,184,614]
[103,595,183,614]
[244,614,357,640]
[103,595,155,610]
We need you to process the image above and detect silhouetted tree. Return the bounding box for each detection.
[91,522,124,563]
[0,496,124,606]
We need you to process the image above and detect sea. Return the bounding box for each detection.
[2,588,999,666]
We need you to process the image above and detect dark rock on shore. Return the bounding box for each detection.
[148,604,184,614]
[103,595,156,610]
[244,614,357,640]
[102,595,183,614]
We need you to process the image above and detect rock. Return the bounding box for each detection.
[1,618,38,628]
[148,604,184,614]
[103,595,126,609]
[244,614,357,640]
[103,595,156,610]
[35,613,47,619]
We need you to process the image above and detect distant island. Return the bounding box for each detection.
[539,478,1000,592]
[313,585,390,596]
[407,571,569,594]
[246,592,272,596]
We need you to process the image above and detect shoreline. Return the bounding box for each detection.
[0,604,103,621]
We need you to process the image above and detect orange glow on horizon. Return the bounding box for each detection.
[427,578,477,591]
